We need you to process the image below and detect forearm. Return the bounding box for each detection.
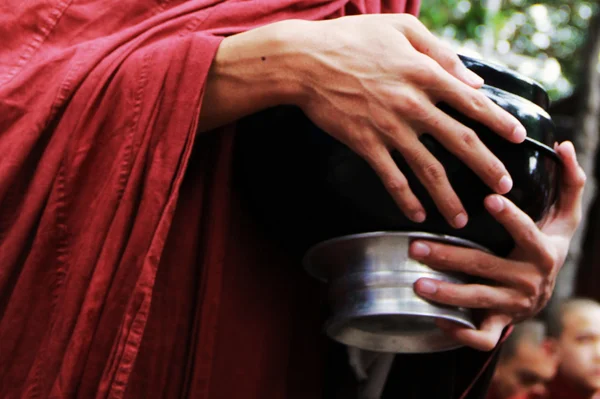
[198,20,311,133]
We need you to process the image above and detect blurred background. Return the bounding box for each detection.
[420,0,600,312]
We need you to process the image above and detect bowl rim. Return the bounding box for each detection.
[302,231,491,282]
[522,137,561,162]
[459,53,549,109]
[476,84,560,162]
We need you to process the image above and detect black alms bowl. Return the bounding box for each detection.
[234,58,561,257]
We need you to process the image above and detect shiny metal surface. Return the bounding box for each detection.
[303,231,490,353]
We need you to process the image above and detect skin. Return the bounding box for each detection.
[199,15,525,228]
[491,340,557,399]
[556,305,600,397]
[196,15,586,350]
[410,141,586,350]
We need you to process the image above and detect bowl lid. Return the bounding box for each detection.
[479,85,559,160]
[460,54,550,111]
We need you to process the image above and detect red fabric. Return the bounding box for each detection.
[486,388,529,399]
[485,386,528,399]
[542,373,593,399]
[0,1,512,398]
[465,325,515,399]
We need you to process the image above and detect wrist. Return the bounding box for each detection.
[251,19,314,107]
[213,21,310,101]
[199,19,314,131]
[263,19,316,108]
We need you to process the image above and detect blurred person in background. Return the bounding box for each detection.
[486,320,558,399]
[542,298,600,399]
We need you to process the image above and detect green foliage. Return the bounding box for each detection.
[419,0,599,100]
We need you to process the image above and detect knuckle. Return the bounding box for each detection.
[540,252,557,272]
[427,246,450,267]
[457,128,479,151]
[468,91,488,114]
[436,248,451,264]
[384,174,409,194]
[444,52,461,69]
[398,92,425,115]
[400,13,420,27]
[475,259,499,275]
[480,339,496,352]
[436,45,461,69]
[422,162,447,184]
[515,296,534,314]
[517,275,542,298]
[407,57,441,87]
[353,134,378,158]
[537,244,557,272]
[374,116,397,136]
[540,286,553,308]
[520,227,538,249]
[474,290,493,308]
[487,159,505,179]
[419,58,440,77]
[405,147,427,166]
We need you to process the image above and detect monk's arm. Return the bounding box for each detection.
[198,20,308,133]
[197,14,524,229]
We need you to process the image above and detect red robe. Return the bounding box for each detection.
[541,373,598,399]
[0,1,503,397]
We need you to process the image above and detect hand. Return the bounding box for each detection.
[409,141,586,351]
[297,14,526,228]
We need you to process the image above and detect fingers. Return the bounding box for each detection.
[387,14,484,88]
[413,278,527,314]
[384,128,467,228]
[362,141,426,223]
[436,312,512,351]
[390,41,526,146]
[415,106,513,195]
[439,85,526,144]
[388,16,525,145]
[408,240,537,288]
[553,141,586,231]
[483,194,557,269]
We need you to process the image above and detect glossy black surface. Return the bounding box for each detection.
[478,86,555,148]
[460,54,550,110]
[234,62,560,257]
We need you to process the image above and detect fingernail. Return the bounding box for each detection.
[513,125,527,142]
[411,242,431,257]
[486,195,505,213]
[412,210,426,223]
[417,279,438,294]
[463,68,484,86]
[453,212,468,229]
[498,175,513,193]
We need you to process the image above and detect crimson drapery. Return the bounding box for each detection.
[0,1,506,398]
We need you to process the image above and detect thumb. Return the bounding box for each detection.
[550,141,586,233]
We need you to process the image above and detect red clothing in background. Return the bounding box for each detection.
[542,374,596,399]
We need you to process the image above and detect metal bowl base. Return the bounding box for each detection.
[303,231,490,353]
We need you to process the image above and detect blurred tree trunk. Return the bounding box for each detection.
[554,10,600,303]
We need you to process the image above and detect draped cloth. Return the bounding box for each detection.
[0,1,505,398]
